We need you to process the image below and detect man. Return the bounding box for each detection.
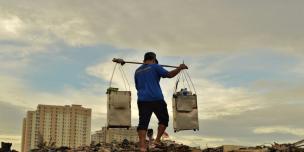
[134,52,188,152]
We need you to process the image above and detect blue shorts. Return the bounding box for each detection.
[137,100,169,131]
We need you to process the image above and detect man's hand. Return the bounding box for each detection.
[167,63,188,78]
[178,64,188,70]
[112,58,126,65]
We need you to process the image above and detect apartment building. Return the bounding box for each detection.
[91,126,138,144]
[21,104,91,152]
[91,130,105,144]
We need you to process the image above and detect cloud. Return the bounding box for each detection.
[0,102,26,135]
[197,101,304,142]
[195,78,264,119]
[0,4,91,55]
[253,126,304,137]
[0,101,26,152]
[249,80,304,106]
[291,60,304,76]
[1,0,304,55]
[0,15,23,35]
[0,135,21,142]
[86,61,125,88]
[0,74,107,127]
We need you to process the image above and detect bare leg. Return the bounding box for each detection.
[155,124,166,142]
[138,130,147,151]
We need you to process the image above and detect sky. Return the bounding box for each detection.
[0,0,304,151]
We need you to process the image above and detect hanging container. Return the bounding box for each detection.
[172,70,199,132]
[106,63,131,128]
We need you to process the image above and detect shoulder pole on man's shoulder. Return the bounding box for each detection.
[112,58,179,68]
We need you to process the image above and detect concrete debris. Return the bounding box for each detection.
[202,139,304,152]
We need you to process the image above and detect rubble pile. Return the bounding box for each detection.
[202,139,304,152]
[27,139,304,152]
[78,141,200,152]
[29,140,201,152]
[147,142,201,152]
[268,140,304,152]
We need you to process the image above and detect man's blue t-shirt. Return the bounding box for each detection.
[135,64,169,102]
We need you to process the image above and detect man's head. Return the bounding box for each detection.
[144,52,158,64]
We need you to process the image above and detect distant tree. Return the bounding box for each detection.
[0,142,12,152]
[37,133,46,150]
[58,146,70,151]
[47,137,56,149]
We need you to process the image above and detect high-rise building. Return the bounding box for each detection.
[21,104,91,152]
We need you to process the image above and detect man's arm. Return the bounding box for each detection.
[167,64,188,78]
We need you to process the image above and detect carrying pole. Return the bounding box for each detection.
[113,58,179,68]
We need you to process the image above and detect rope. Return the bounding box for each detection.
[174,72,182,93]
[109,63,118,88]
[109,63,130,91]
[173,69,197,94]
[123,64,133,90]
[182,70,192,93]
[119,65,127,91]
[182,70,186,89]
[185,70,197,94]
[119,65,130,91]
